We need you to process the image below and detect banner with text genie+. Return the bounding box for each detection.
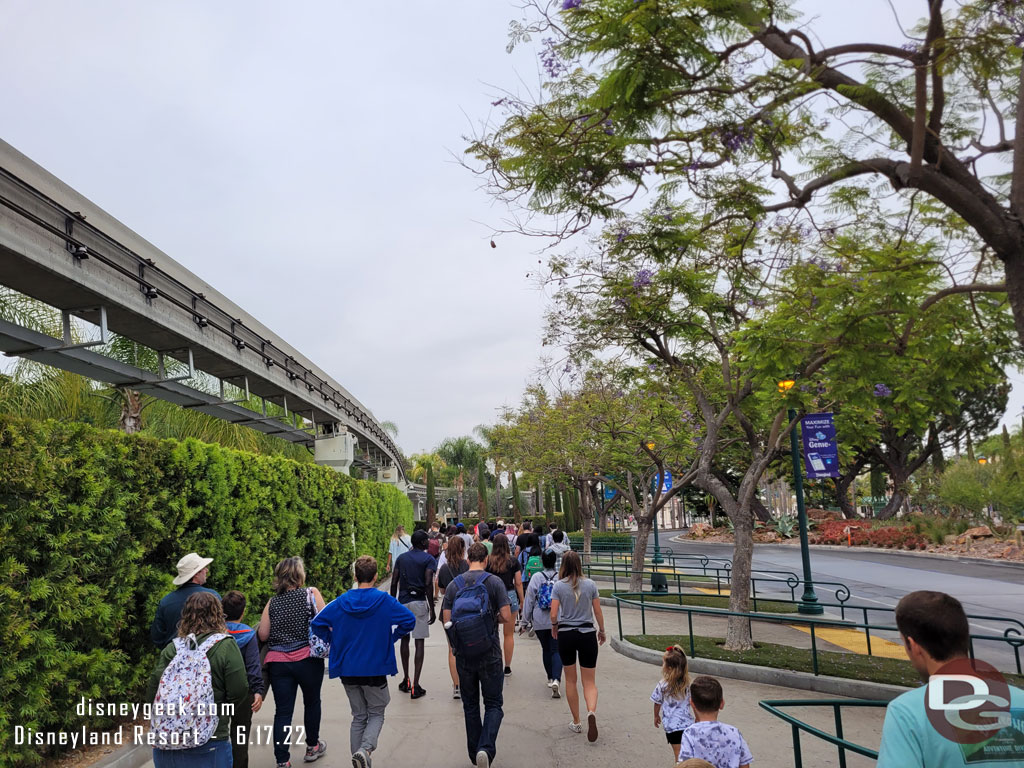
[801,413,840,479]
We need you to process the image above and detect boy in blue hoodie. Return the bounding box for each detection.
[311,555,416,768]
[222,590,266,768]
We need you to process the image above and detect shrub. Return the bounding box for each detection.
[568,531,633,548]
[0,414,411,767]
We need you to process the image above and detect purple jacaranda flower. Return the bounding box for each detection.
[603,119,615,136]
[633,269,653,289]
[563,363,573,373]
[873,383,893,398]
[647,362,658,370]
[540,38,568,79]
[491,98,506,107]
[562,0,582,8]
[614,297,629,309]
[900,42,919,52]
[616,225,631,243]
[717,124,754,152]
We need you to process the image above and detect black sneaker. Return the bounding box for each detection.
[411,684,427,699]
[503,665,512,676]
[398,678,411,693]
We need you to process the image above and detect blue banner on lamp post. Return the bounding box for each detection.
[800,413,840,479]
[651,471,672,493]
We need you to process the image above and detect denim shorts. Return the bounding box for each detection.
[506,589,520,614]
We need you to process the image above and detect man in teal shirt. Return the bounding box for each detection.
[877,591,1024,767]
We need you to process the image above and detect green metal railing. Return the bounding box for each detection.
[611,593,1024,677]
[758,699,886,767]
[581,556,854,612]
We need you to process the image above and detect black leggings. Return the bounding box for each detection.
[557,629,599,668]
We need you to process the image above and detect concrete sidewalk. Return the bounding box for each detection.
[138,626,885,768]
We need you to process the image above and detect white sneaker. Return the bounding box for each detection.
[551,680,560,699]
[569,721,583,734]
[476,749,490,768]
[546,679,556,689]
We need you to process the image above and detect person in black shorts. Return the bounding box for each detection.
[550,551,606,743]
[389,529,436,699]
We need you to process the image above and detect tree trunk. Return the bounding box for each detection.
[836,455,869,519]
[724,508,755,651]
[457,470,465,518]
[118,388,143,434]
[1006,249,1024,353]
[751,496,772,524]
[631,514,653,591]
[578,481,594,563]
[713,469,771,522]
[877,487,908,520]
[426,464,436,526]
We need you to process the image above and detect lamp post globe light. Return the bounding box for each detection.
[777,377,822,616]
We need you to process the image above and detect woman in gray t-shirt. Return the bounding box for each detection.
[550,551,606,743]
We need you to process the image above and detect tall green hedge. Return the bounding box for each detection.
[0,414,411,767]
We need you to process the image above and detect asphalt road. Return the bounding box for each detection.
[653,532,1024,673]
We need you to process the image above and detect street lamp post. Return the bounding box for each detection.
[647,441,664,565]
[778,379,822,616]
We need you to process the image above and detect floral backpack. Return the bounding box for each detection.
[150,633,228,749]
[307,588,330,659]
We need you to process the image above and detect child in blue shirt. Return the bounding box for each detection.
[222,590,266,768]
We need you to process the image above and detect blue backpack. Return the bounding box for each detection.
[449,572,496,661]
[537,572,555,611]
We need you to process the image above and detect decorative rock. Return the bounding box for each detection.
[963,526,993,539]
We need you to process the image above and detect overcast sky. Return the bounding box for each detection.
[2,0,1020,454]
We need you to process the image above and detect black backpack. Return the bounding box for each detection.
[447,572,497,661]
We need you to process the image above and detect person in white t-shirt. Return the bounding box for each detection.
[652,645,694,761]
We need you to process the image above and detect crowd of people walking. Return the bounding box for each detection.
[143,520,608,768]
[143,525,1018,768]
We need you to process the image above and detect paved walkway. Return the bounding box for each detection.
[141,625,886,768]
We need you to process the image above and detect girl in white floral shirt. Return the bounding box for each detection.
[652,645,694,761]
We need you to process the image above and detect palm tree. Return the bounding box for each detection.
[477,461,488,517]
[426,463,437,526]
[436,436,483,518]
[408,452,445,484]
[474,423,504,516]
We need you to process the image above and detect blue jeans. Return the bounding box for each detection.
[455,654,504,763]
[535,629,563,682]
[269,658,324,763]
[152,739,231,767]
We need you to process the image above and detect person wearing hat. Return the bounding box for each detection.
[150,552,220,648]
